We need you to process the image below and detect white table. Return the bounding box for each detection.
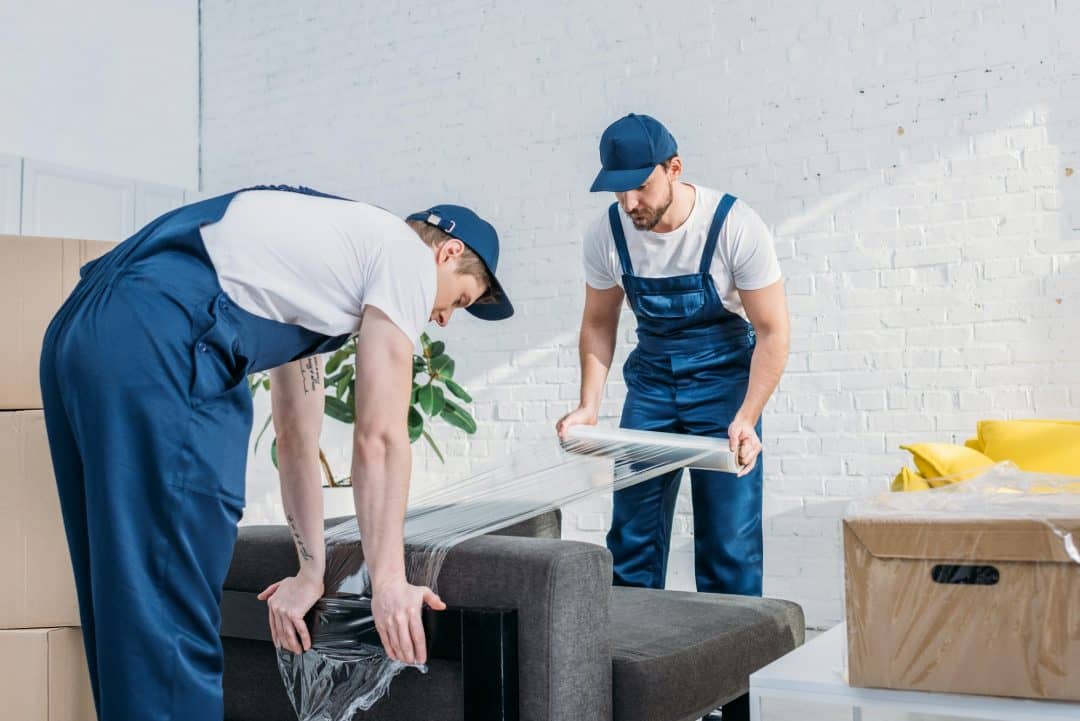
[748,623,1080,721]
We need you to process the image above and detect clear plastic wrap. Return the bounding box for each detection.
[280,429,734,720]
[843,463,1080,701]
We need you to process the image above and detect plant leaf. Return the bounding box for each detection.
[324,396,355,424]
[325,347,350,374]
[431,385,446,415]
[408,406,423,431]
[334,366,353,398]
[421,430,445,463]
[271,437,279,469]
[418,384,446,416]
[440,399,477,434]
[442,378,472,403]
[408,407,423,442]
[427,341,445,359]
[417,384,433,415]
[431,355,454,379]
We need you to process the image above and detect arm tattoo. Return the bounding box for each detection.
[286,513,315,562]
[300,358,321,394]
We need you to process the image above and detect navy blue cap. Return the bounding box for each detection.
[590,114,678,193]
[406,204,514,321]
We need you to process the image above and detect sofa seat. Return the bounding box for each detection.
[610,588,804,721]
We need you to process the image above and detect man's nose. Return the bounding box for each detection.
[622,191,640,213]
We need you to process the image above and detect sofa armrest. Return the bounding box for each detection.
[436,535,613,721]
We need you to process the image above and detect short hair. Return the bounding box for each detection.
[406,220,496,304]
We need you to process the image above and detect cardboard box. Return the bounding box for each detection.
[0,411,80,629]
[0,627,95,721]
[844,514,1080,701]
[0,235,116,410]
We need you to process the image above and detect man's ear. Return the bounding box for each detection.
[666,156,683,181]
[437,238,465,264]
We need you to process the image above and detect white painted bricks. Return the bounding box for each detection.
[202,0,1080,628]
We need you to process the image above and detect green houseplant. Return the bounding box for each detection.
[249,332,477,486]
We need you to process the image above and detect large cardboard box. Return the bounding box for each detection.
[0,627,95,721]
[844,514,1080,700]
[0,411,80,629]
[1,235,116,410]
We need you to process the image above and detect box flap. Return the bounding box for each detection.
[844,515,1080,564]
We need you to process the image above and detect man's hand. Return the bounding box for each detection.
[556,404,599,439]
[371,577,447,665]
[258,571,324,654]
[728,415,762,477]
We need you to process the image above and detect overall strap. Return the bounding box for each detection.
[700,193,737,274]
[608,203,635,276]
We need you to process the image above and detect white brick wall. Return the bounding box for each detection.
[200,0,1080,627]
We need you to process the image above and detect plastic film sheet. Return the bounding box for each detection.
[843,463,1080,701]
[278,428,736,720]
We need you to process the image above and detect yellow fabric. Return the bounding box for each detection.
[967,419,1080,476]
[1030,481,1080,494]
[899,442,996,485]
[891,466,930,492]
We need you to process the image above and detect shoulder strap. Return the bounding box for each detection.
[608,203,635,276]
[700,194,737,274]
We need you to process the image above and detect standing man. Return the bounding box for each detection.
[557,115,789,596]
[39,185,513,720]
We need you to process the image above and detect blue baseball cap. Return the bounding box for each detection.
[406,204,514,321]
[590,114,678,193]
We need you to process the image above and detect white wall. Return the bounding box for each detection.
[201,0,1080,627]
[0,0,198,189]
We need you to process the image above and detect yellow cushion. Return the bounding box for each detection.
[891,466,930,492]
[969,419,1080,476]
[964,437,984,453]
[899,442,996,484]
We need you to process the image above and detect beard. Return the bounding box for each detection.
[628,182,674,231]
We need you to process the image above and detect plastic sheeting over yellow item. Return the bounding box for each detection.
[890,466,929,492]
[893,418,1080,493]
[845,466,1080,701]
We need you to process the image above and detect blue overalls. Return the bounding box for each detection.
[39,186,351,720]
[605,194,764,596]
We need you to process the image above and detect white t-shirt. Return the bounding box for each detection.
[200,190,436,342]
[583,185,781,322]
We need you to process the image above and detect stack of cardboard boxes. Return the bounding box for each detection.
[1,235,114,721]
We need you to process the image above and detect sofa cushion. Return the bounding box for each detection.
[967,419,1080,475]
[610,588,804,721]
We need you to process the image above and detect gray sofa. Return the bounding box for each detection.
[222,511,803,721]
